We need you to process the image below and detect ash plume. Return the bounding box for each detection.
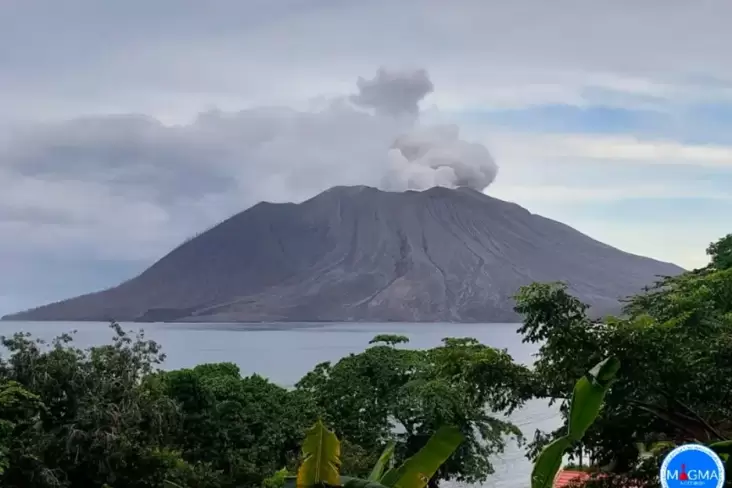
[350,68,434,118]
[351,68,499,192]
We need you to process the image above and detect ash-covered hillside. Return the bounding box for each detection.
[3,186,683,323]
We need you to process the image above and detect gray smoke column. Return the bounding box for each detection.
[387,125,498,191]
[350,68,434,117]
[351,68,499,192]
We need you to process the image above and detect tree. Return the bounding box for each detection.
[0,380,44,476]
[514,234,732,486]
[0,323,193,488]
[160,363,318,488]
[708,233,732,270]
[295,335,534,487]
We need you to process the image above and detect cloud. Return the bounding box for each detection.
[473,130,732,170]
[4,0,732,122]
[0,69,498,264]
[0,110,372,261]
[488,184,732,205]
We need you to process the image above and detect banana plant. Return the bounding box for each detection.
[530,357,621,488]
[368,441,396,482]
[297,420,343,487]
[378,426,464,488]
[290,420,464,488]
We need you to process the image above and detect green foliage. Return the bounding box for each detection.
[708,233,732,270]
[378,426,463,488]
[0,322,514,488]
[340,439,380,478]
[0,380,43,475]
[623,267,732,326]
[0,323,186,488]
[296,335,533,486]
[262,468,290,488]
[0,324,317,488]
[159,364,318,488]
[368,335,409,346]
[296,420,341,487]
[367,442,395,482]
[566,358,620,442]
[531,437,572,488]
[292,421,462,488]
[530,358,619,488]
[515,233,732,487]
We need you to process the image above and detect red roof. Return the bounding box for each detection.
[553,469,643,488]
[554,470,591,488]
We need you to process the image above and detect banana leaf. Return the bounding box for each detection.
[297,420,342,488]
[380,426,464,488]
[567,357,619,441]
[531,436,572,488]
[368,441,396,482]
[709,440,732,455]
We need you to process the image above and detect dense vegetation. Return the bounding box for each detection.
[517,233,732,487]
[0,233,729,488]
[0,327,535,488]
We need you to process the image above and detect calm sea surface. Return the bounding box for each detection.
[0,321,561,488]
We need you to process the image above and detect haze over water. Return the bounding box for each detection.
[0,321,561,488]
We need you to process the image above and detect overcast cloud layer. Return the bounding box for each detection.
[1,67,497,254]
[1,0,732,314]
[0,67,499,310]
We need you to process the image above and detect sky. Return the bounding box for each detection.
[1,0,731,315]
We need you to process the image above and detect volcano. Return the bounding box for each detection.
[3,186,683,323]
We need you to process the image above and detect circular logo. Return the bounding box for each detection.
[661,444,725,488]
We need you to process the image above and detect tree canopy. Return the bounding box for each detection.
[296,335,534,486]
[0,325,533,488]
[514,234,732,486]
[708,233,732,271]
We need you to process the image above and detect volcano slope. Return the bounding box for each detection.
[3,186,683,323]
